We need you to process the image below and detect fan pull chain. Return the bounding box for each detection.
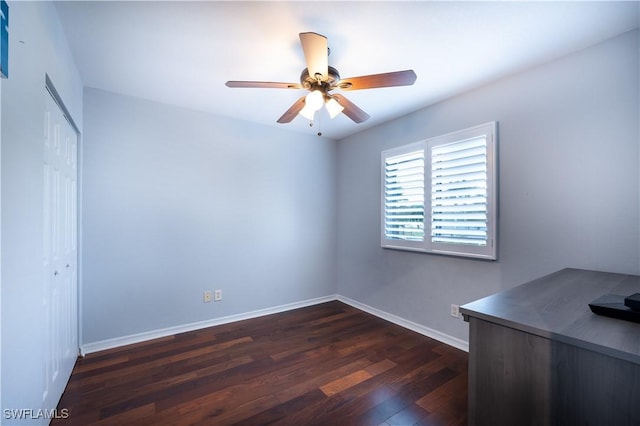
[316,111,323,137]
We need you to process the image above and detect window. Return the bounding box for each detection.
[381,122,497,260]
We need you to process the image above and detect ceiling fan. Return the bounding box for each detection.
[226,32,417,125]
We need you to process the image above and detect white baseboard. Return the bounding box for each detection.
[336,295,469,352]
[81,294,469,355]
[80,295,336,355]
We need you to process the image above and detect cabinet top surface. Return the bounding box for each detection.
[460,268,640,363]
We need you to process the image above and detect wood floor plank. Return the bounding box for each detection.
[320,369,374,396]
[385,403,430,425]
[53,301,468,425]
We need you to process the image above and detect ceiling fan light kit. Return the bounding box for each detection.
[325,97,344,119]
[304,89,324,111]
[225,32,417,130]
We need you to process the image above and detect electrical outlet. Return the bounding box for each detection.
[450,304,460,318]
[214,289,222,301]
[203,291,212,303]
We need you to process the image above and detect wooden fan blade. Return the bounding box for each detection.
[332,94,370,123]
[338,70,417,91]
[226,81,302,89]
[299,32,328,80]
[277,96,306,123]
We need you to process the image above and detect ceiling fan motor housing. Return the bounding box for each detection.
[300,66,341,92]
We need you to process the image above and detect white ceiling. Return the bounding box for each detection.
[54,1,639,140]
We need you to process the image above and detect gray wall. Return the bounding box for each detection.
[82,88,337,344]
[336,29,640,342]
[1,1,83,421]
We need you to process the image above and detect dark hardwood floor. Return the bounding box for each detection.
[54,301,468,425]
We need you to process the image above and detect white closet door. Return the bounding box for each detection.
[43,89,78,410]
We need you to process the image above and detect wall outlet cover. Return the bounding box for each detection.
[450,304,460,318]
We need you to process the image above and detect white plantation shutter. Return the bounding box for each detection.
[431,136,488,246]
[382,145,425,246]
[381,122,497,259]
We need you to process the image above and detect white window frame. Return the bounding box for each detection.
[381,122,498,260]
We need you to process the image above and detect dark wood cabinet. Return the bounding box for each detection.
[461,268,640,426]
